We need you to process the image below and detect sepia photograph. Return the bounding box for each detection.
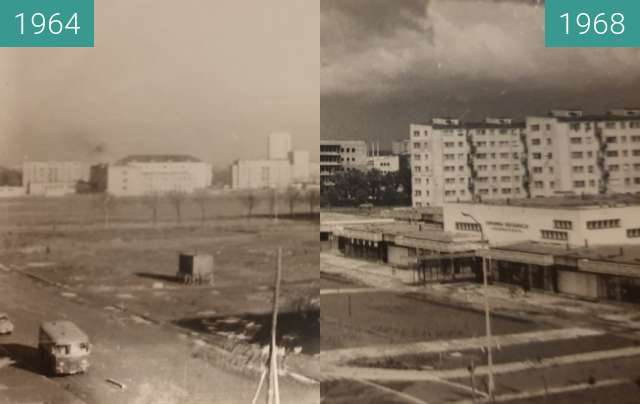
[320,0,640,403]
[1,1,319,403]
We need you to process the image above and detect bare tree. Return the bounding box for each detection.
[285,186,300,217]
[268,188,280,222]
[242,191,259,218]
[192,189,211,225]
[305,189,320,215]
[168,190,187,224]
[142,192,162,226]
[94,193,118,229]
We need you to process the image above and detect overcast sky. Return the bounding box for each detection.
[0,1,319,167]
[322,0,640,147]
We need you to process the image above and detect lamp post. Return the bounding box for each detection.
[462,211,494,399]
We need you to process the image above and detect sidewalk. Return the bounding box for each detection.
[321,252,640,338]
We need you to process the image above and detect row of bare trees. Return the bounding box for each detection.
[95,187,320,228]
[241,186,319,218]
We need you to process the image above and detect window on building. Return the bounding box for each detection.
[586,219,621,230]
[541,230,568,241]
[414,190,422,197]
[609,164,620,172]
[569,123,580,131]
[573,180,586,188]
[572,166,584,173]
[444,142,455,148]
[606,150,619,157]
[456,222,481,232]
[530,124,540,132]
[571,151,583,159]
[588,165,595,173]
[633,150,640,156]
[532,153,542,160]
[532,166,543,173]
[534,181,544,188]
[531,138,541,146]
[606,136,617,144]
[554,220,573,230]
[570,137,582,145]
[628,228,640,238]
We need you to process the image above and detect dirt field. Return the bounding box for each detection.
[321,291,542,351]
[0,191,317,228]
[0,199,320,403]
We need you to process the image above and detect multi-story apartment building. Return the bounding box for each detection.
[410,117,526,207]
[526,109,640,197]
[320,140,367,183]
[410,109,640,207]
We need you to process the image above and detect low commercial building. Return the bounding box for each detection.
[324,195,640,303]
[107,155,212,196]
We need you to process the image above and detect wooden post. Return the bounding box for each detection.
[267,247,282,404]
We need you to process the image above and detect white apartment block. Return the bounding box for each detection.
[107,155,212,196]
[410,117,526,207]
[22,161,90,196]
[320,140,368,183]
[410,109,640,208]
[231,159,292,189]
[526,109,640,198]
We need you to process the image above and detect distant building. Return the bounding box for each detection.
[268,132,292,160]
[410,109,640,207]
[320,140,368,183]
[107,155,212,196]
[22,161,90,196]
[231,160,291,189]
[391,140,410,155]
[367,155,399,174]
[231,133,314,189]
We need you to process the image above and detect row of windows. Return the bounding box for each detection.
[628,228,640,238]
[554,220,572,230]
[541,230,568,241]
[456,222,481,232]
[586,219,621,230]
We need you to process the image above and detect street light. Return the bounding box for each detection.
[462,211,495,398]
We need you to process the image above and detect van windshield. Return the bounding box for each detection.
[52,345,70,355]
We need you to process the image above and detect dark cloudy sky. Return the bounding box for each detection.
[0,1,319,167]
[321,0,640,147]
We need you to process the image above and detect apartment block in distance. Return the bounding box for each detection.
[22,161,90,196]
[231,132,313,189]
[410,109,640,208]
[410,117,526,207]
[107,155,212,196]
[526,108,640,197]
[320,140,367,183]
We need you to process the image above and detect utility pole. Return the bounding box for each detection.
[267,247,282,404]
[462,211,494,399]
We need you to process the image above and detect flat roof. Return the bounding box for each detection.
[342,222,477,243]
[449,194,640,210]
[40,321,88,343]
[492,241,640,267]
[411,122,526,130]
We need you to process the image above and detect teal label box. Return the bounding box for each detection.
[0,0,93,47]
[546,0,640,47]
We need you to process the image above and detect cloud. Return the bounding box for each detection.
[321,0,640,98]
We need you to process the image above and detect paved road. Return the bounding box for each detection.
[0,269,319,404]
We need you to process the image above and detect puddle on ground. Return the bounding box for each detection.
[174,310,320,354]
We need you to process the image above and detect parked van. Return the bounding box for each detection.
[38,321,90,375]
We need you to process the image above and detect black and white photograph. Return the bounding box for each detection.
[0,1,319,403]
[320,1,640,403]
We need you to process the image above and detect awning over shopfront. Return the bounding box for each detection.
[578,260,640,278]
[476,248,555,266]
